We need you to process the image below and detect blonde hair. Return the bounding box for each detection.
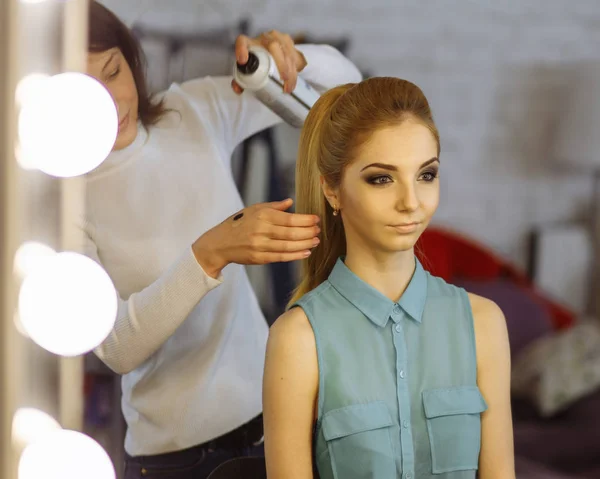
[288,77,440,307]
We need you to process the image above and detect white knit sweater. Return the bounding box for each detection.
[79,44,362,456]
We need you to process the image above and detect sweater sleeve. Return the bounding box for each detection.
[176,44,363,158]
[80,227,223,375]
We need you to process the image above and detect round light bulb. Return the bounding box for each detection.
[14,312,29,338]
[18,252,118,356]
[15,73,50,107]
[18,72,118,178]
[12,408,61,452]
[18,429,115,479]
[14,241,56,280]
[15,142,37,170]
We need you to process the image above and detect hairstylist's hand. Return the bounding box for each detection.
[192,199,320,278]
[232,30,308,94]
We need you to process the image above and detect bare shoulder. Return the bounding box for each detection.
[268,306,315,348]
[468,293,507,333]
[467,293,510,362]
[265,306,318,374]
[264,306,319,415]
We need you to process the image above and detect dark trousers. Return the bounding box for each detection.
[124,444,264,479]
[124,415,265,479]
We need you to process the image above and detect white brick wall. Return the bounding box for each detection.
[102,0,600,268]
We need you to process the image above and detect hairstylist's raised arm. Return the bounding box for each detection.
[180,32,362,158]
[228,39,362,150]
[90,199,319,375]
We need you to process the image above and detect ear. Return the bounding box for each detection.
[320,176,340,210]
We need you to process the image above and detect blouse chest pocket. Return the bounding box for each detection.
[423,386,488,474]
[322,401,397,479]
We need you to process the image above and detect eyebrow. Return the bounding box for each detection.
[360,157,439,172]
[102,51,118,73]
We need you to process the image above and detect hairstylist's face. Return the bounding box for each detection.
[87,48,139,151]
[328,120,440,255]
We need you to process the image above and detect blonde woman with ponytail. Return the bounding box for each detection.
[263,77,515,479]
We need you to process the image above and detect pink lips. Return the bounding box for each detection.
[390,222,421,234]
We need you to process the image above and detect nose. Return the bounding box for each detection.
[396,181,420,212]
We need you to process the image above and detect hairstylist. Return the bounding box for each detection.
[83,2,362,478]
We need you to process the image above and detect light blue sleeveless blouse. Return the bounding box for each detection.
[292,257,488,479]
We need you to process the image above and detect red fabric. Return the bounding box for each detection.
[416,227,575,330]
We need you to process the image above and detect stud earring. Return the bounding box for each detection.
[332,205,339,216]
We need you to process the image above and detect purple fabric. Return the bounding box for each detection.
[515,456,582,479]
[452,278,553,357]
[512,392,600,472]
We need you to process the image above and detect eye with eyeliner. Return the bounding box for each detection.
[419,167,439,182]
[365,174,393,185]
[364,167,439,186]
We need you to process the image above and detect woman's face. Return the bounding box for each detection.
[87,48,139,151]
[326,119,440,255]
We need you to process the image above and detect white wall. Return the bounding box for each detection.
[101,0,600,269]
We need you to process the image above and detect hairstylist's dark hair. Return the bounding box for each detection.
[88,1,168,127]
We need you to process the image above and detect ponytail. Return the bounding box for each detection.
[287,84,355,307]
